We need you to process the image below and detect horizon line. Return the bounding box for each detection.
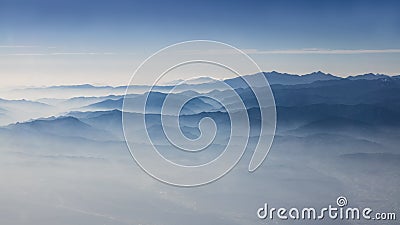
[0,70,398,89]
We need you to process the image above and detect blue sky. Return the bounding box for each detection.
[0,0,399,86]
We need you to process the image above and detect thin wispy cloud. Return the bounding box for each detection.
[0,52,115,56]
[0,45,40,48]
[177,48,400,56]
[0,44,114,56]
[243,48,400,55]
[51,52,115,55]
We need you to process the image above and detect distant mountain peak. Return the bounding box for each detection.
[163,76,219,85]
[347,73,389,80]
[259,71,340,85]
[303,71,335,77]
[8,116,88,130]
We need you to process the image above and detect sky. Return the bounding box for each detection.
[0,0,399,87]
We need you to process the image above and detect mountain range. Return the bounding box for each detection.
[0,71,399,138]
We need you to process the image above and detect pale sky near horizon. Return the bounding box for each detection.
[0,0,399,87]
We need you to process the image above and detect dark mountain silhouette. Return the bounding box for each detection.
[224,71,340,88]
[347,73,390,80]
[7,116,115,141]
[86,98,124,110]
[266,71,340,85]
